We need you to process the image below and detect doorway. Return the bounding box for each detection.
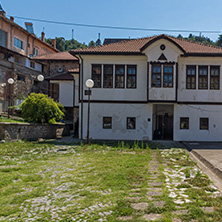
[153,104,174,140]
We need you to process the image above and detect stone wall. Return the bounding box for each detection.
[0,122,70,141]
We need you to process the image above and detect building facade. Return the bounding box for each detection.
[0,4,58,112]
[69,34,222,141]
[34,51,79,124]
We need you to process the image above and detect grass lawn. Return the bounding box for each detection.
[0,141,221,222]
[0,116,26,123]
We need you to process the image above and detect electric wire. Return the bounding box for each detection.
[10,15,222,34]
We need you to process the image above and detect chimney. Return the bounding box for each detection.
[41,32,45,42]
[25,22,34,34]
[51,39,56,49]
[10,16,14,22]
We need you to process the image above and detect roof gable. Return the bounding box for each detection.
[140,35,186,53]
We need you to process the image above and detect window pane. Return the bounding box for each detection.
[127,117,136,129]
[104,65,113,88]
[163,65,173,87]
[186,66,196,89]
[115,65,125,88]
[152,65,161,73]
[180,118,189,129]
[200,118,209,130]
[116,66,125,75]
[14,37,24,49]
[210,66,220,90]
[128,66,136,75]
[200,67,208,76]
[0,29,7,47]
[152,64,161,87]
[103,117,112,129]
[104,65,113,75]
[92,64,101,88]
[92,65,101,75]
[127,65,136,88]
[187,66,196,76]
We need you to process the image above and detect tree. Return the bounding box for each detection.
[21,93,64,124]
[188,33,194,40]
[88,40,96,47]
[177,34,183,39]
[177,34,216,46]
[45,37,65,51]
[216,35,222,47]
[45,37,87,51]
[95,38,102,46]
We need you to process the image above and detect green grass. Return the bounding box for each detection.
[0,116,26,123]
[0,142,221,221]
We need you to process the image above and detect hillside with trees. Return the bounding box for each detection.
[45,37,101,52]
[45,34,222,52]
[177,34,222,47]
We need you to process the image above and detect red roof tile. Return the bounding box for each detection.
[34,51,78,61]
[69,34,222,56]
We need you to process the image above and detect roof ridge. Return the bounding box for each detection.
[69,34,222,55]
[72,36,157,52]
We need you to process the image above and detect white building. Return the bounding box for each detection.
[67,34,222,141]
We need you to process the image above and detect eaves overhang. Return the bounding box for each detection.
[182,53,222,57]
[69,51,145,56]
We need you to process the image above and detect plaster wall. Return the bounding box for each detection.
[82,55,147,101]
[174,104,222,141]
[81,103,153,140]
[59,79,79,107]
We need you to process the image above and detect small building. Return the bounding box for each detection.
[67,34,222,141]
[0,4,58,112]
[34,51,79,123]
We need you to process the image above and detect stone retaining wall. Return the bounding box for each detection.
[0,122,70,141]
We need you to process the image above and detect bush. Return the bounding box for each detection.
[21,93,65,124]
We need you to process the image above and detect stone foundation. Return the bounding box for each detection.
[0,122,70,141]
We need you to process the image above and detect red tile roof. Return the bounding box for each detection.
[34,51,78,61]
[69,34,222,56]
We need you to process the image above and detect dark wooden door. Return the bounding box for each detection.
[154,114,173,140]
[163,115,173,140]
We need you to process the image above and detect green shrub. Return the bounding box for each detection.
[21,93,64,124]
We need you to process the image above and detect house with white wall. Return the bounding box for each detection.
[68,34,222,141]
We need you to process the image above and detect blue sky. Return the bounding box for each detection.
[1,0,222,44]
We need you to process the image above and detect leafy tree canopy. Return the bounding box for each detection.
[177,33,218,46]
[21,93,65,124]
[45,37,98,51]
